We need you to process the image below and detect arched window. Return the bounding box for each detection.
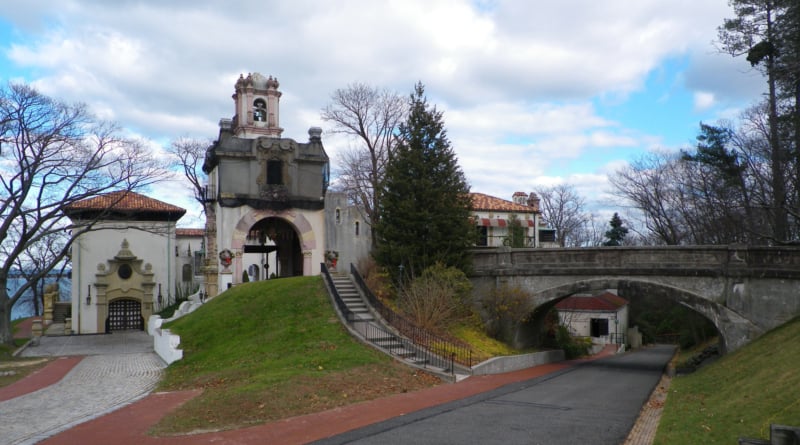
[335,208,341,225]
[354,221,360,236]
[253,99,267,122]
[248,264,260,281]
[182,264,192,283]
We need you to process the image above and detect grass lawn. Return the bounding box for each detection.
[0,318,52,388]
[152,276,441,435]
[654,317,800,444]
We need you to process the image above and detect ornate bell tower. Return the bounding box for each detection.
[231,72,283,139]
[203,72,330,296]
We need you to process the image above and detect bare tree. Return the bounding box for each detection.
[536,184,590,247]
[0,83,167,346]
[609,151,688,245]
[167,137,212,213]
[321,83,406,245]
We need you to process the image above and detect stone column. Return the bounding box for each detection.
[303,251,312,276]
[203,202,219,298]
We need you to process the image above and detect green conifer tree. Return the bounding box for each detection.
[603,212,629,246]
[375,82,474,281]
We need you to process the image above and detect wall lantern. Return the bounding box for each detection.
[85,285,91,305]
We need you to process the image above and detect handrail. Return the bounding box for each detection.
[350,263,472,368]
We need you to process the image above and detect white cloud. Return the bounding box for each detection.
[694,91,716,111]
[0,0,756,218]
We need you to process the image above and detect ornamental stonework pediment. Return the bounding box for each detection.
[257,138,296,153]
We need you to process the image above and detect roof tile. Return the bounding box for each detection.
[65,190,186,214]
[470,193,538,213]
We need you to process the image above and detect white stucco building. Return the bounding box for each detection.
[555,291,629,345]
[64,191,186,334]
[471,192,557,248]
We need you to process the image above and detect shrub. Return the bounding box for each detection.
[480,283,533,342]
[357,256,395,301]
[399,263,473,332]
[555,325,591,359]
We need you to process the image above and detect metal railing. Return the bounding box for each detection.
[322,263,460,373]
[609,332,627,345]
[350,263,472,368]
[354,318,457,372]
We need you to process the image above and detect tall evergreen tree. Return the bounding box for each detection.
[375,82,474,280]
[603,213,629,246]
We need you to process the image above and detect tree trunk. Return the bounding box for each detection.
[0,289,13,347]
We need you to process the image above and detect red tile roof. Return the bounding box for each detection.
[64,190,186,221]
[470,193,538,213]
[555,292,629,312]
[66,191,185,213]
[176,228,205,237]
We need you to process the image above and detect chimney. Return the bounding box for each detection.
[527,192,540,210]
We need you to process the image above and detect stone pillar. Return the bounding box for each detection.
[303,251,312,276]
[204,202,219,298]
[31,318,43,337]
[43,284,57,325]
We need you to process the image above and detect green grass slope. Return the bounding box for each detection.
[153,276,439,435]
[655,317,800,444]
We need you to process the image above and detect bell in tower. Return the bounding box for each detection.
[231,72,283,139]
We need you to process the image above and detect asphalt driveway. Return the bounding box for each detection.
[314,344,675,445]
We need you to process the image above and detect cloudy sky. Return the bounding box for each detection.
[0,1,765,227]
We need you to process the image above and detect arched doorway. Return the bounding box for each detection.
[244,217,302,278]
[107,298,144,331]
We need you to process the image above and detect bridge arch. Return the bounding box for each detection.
[511,277,762,354]
[470,245,800,353]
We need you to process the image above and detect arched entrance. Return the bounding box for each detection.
[243,217,303,278]
[107,298,144,331]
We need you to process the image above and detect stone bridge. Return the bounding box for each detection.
[469,245,800,352]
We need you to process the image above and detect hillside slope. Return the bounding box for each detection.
[655,317,800,444]
[153,276,440,434]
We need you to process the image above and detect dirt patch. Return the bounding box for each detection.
[0,357,53,389]
[0,358,49,369]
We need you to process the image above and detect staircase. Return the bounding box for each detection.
[330,274,373,321]
[52,302,71,324]
[325,271,462,379]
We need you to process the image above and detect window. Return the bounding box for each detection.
[248,264,260,281]
[182,264,193,283]
[335,208,341,225]
[354,221,360,236]
[193,251,204,275]
[476,226,488,246]
[267,160,282,185]
[590,318,609,337]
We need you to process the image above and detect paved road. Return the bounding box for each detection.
[315,345,675,445]
[1,332,164,445]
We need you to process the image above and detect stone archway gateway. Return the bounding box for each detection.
[201,72,329,295]
[230,210,316,279]
[94,239,155,333]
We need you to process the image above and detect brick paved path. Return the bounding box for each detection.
[0,353,164,445]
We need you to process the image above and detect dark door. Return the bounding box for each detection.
[107,298,143,331]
